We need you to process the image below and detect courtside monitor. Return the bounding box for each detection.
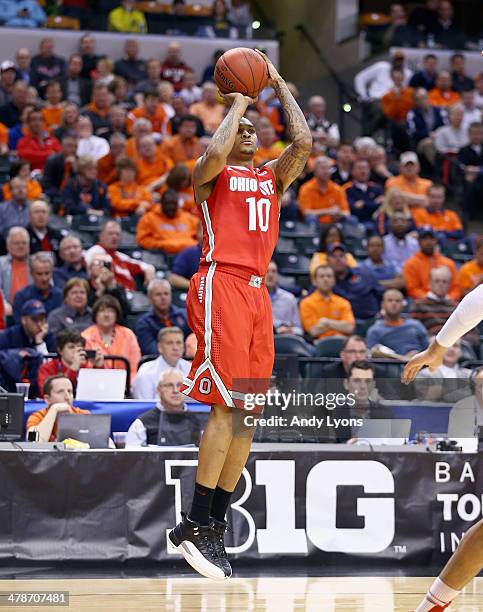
[0,393,24,442]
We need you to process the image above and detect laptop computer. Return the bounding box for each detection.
[57,414,112,449]
[357,418,412,445]
[75,369,127,401]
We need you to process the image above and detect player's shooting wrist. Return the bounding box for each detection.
[271,76,284,90]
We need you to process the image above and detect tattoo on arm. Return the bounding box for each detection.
[193,100,246,192]
[270,79,312,192]
[206,101,245,157]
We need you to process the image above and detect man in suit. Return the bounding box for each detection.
[59,54,92,108]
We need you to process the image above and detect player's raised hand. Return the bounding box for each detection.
[218,91,257,107]
[255,49,281,85]
[401,339,447,384]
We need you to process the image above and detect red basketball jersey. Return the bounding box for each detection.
[198,165,279,276]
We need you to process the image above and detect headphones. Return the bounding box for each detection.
[469,366,483,393]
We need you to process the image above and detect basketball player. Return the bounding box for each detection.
[403,283,483,611]
[168,51,312,579]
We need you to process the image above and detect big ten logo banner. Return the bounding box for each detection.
[164,459,395,556]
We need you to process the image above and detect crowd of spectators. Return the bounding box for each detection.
[0,5,482,445]
[374,0,482,51]
[0,0,256,38]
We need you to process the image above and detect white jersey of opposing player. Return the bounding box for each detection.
[436,284,483,347]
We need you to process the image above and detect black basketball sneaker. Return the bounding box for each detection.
[210,517,232,578]
[169,513,230,580]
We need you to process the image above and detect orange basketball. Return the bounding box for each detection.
[214,47,269,99]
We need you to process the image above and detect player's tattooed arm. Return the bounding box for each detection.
[193,93,255,193]
[258,52,312,195]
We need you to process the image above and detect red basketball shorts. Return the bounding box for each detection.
[180,263,274,410]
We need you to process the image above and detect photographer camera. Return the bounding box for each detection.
[87,254,129,320]
[37,328,104,393]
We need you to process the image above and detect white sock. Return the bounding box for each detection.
[415,577,461,611]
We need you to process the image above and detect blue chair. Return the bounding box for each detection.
[314,336,346,358]
[274,334,314,357]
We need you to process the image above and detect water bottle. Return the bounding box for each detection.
[427,33,435,48]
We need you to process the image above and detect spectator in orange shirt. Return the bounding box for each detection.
[82,295,141,384]
[189,82,225,135]
[403,227,460,300]
[160,115,202,165]
[459,235,483,296]
[97,132,127,185]
[26,374,91,443]
[411,183,463,241]
[136,188,198,254]
[108,157,153,217]
[163,163,196,214]
[298,156,350,225]
[0,122,8,155]
[17,107,62,171]
[300,264,355,340]
[253,117,285,166]
[385,151,432,207]
[125,117,152,159]
[381,68,415,123]
[2,160,42,201]
[428,71,461,108]
[127,89,168,137]
[41,80,65,132]
[137,134,174,191]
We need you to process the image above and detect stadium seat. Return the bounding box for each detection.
[0,157,10,185]
[49,215,71,231]
[295,235,320,256]
[138,251,168,270]
[119,216,139,234]
[69,230,95,249]
[355,318,375,337]
[273,252,310,274]
[279,220,317,239]
[137,354,158,371]
[171,290,188,308]
[45,15,80,30]
[275,236,297,254]
[71,215,103,234]
[119,231,138,249]
[314,336,346,358]
[274,334,314,357]
[345,236,368,259]
[442,238,473,264]
[128,291,151,313]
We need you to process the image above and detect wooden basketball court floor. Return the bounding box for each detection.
[1,576,482,611]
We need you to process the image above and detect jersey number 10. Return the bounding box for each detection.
[245,197,271,233]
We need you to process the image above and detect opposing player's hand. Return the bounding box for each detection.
[401,339,447,384]
[218,92,257,107]
[255,49,282,85]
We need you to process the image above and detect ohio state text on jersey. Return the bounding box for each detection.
[199,165,280,277]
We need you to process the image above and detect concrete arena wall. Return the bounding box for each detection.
[0,28,279,81]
